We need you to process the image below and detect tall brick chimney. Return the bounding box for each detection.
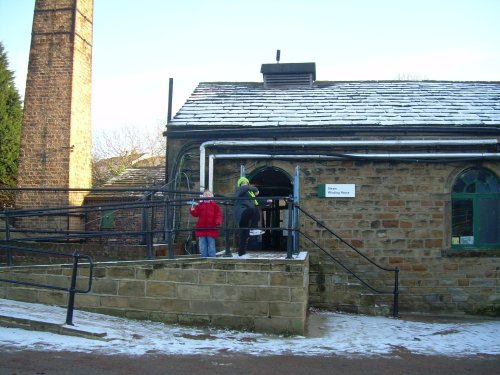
[16,0,93,231]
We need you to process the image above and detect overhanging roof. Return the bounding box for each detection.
[168,81,500,129]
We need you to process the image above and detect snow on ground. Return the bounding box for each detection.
[0,298,499,357]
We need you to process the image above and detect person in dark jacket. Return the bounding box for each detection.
[233,177,268,256]
[189,190,222,257]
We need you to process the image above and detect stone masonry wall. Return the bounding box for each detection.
[0,254,309,334]
[16,0,93,224]
[196,154,499,317]
[0,242,168,264]
[84,198,170,246]
[299,159,500,316]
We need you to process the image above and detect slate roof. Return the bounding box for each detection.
[100,166,165,188]
[86,166,165,200]
[170,81,500,128]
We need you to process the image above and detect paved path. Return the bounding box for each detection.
[1,298,498,374]
[1,350,499,375]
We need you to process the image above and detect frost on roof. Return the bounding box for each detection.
[170,81,500,128]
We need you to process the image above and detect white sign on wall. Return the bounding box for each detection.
[317,184,356,198]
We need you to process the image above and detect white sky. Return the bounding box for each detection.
[1,0,500,138]
[1,298,499,356]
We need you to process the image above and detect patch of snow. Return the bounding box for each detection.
[0,299,499,357]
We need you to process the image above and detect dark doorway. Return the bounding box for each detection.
[248,167,293,251]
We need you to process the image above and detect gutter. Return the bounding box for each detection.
[165,125,500,139]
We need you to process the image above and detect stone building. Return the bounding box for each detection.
[166,62,500,315]
[9,0,499,320]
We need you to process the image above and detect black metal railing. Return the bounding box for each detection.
[1,188,294,260]
[1,187,399,317]
[0,244,94,325]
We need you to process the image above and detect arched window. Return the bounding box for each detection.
[451,168,500,248]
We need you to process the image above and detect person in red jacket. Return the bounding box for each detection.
[189,190,223,257]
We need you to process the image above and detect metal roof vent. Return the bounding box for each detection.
[261,59,316,89]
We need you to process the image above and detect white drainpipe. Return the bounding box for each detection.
[199,139,500,191]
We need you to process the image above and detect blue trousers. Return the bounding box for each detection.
[198,236,216,257]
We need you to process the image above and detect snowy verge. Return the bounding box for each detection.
[0,298,499,357]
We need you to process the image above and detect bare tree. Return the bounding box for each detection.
[92,123,166,187]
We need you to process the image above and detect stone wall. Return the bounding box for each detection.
[0,254,309,334]
[298,159,500,316]
[84,199,149,245]
[83,198,169,246]
[167,141,500,316]
[0,242,171,264]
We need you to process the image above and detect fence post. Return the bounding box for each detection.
[65,251,79,326]
[223,202,232,257]
[393,267,400,318]
[4,211,12,266]
[166,199,174,259]
[286,197,293,259]
[150,191,157,257]
[141,197,148,244]
[4,211,10,241]
[145,193,154,259]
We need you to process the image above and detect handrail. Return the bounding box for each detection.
[298,230,388,294]
[296,205,400,317]
[297,207,397,272]
[0,244,94,325]
[1,187,399,317]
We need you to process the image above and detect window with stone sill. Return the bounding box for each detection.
[451,167,500,250]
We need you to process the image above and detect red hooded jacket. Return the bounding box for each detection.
[189,200,223,238]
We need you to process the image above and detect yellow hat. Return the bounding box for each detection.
[237,177,249,187]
